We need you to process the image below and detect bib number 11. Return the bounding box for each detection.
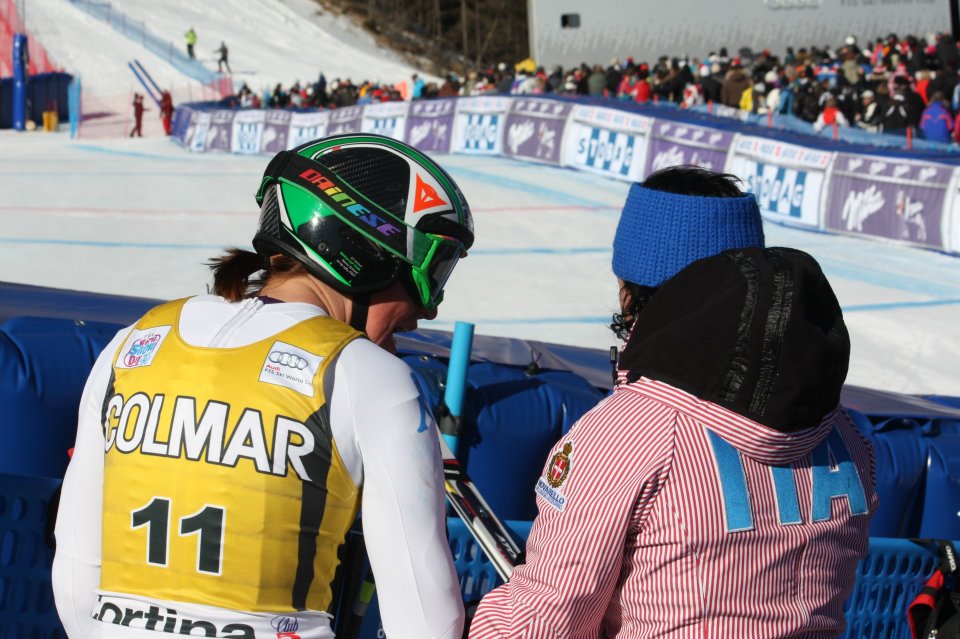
[131,497,226,575]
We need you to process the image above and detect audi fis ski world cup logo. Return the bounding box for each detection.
[259,341,324,397]
[268,350,310,370]
[117,326,172,369]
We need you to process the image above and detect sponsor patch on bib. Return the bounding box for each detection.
[116,326,172,369]
[259,341,324,397]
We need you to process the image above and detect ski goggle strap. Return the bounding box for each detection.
[260,152,466,309]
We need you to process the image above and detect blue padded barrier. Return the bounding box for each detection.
[919,420,960,540]
[0,317,123,479]
[0,473,65,639]
[848,411,927,538]
[406,359,604,522]
[462,364,603,521]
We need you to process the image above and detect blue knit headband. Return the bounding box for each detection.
[612,184,765,287]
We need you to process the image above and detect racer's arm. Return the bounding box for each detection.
[468,390,675,639]
[52,327,130,639]
[329,339,464,639]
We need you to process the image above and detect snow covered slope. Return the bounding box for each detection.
[25,0,427,96]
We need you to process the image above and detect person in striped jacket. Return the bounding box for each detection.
[469,168,878,639]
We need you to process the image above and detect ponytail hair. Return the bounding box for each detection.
[207,248,305,301]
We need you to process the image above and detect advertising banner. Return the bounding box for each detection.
[826,155,950,250]
[405,99,456,153]
[452,96,510,155]
[646,120,733,175]
[327,105,364,136]
[725,135,832,228]
[287,111,330,149]
[171,107,193,144]
[260,110,292,154]
[230,110,265,154]
[503,98,571,165]
[361,101,410,140]
[950,170,960,255]
[205,110,235,153]
[561,104,652,182]
[183,110,211,152]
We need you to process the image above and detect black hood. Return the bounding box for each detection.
[620,247,849,432]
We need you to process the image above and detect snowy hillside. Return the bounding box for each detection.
[25,0,428,96]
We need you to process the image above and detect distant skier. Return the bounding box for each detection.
[129,93,145,138]
[215,41,231,74]
[184,27,197,59]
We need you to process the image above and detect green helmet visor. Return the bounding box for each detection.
[260,153,466,310]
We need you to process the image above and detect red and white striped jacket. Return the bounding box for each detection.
[469,376,878,639]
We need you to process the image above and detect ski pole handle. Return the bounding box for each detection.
[439,321,474,455]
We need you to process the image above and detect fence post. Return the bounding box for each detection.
[906,126,913,150]
[767,110,773,127]
[832,121,838,140]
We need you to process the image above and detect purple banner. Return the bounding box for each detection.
[206,110,235,152]
[503,99,570,165]
[261,110,292,154]
[405,99,456,153]
[645,121,733,175]
[327,105,364,136]
[826,155,949,249]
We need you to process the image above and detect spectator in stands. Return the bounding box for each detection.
[411,73,425,100]
[920,91,953,142]
[855,90,882,132]
[881,93,911,135]
[721,60,751,108]
[496,64,515,94]
[893,76,925,127]
[184,27,197,60]
[587,64,606,96]
[129,93,145,138]
[469,166,876,639]
[699,63,722,104]
[605,58,623,98]
[215,41,231,74]
[438,74,460,97]
[813,97,850,133]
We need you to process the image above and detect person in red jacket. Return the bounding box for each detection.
[159,91,174,136]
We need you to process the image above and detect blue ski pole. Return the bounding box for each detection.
[439,321,474,457]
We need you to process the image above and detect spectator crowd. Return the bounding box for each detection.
[231,31,960,145]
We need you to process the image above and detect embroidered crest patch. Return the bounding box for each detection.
[547,442,573,488]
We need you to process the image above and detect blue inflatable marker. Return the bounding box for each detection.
[440,321,474,456]
[12,34,28,131]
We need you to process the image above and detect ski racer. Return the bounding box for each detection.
[469,167,877,638]
[53,134,473,639]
